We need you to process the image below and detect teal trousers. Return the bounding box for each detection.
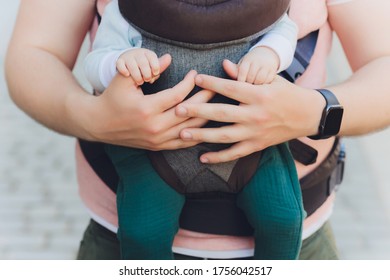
[105,143,304,260]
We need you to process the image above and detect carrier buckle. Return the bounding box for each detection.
[327,143,346,195]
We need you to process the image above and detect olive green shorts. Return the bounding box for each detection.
[76,219,339,260]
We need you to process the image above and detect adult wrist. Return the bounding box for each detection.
[64,89,97,141]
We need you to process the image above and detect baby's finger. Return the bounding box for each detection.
[237,60,250,82]
[136,55,153,82]
[222,59,239,80]
[149,74,160,84]
[246,63,259,84]
[145,51,161,77]
[254,68,269,85]
[116,59,130,77]
[126,59,144,85]
[263,70,276,84]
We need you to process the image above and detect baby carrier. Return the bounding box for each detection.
[80,0,343,240]
[117,0,293,194]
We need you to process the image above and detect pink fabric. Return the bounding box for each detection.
[96,0,111,15]
[78,0,338,251]
[76,142,118,227]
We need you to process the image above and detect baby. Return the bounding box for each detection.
[85,0,302,260]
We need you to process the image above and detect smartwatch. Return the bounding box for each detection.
[309,89,344,140]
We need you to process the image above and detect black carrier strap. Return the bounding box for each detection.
[282,30,320,166]
[289,139,318,166]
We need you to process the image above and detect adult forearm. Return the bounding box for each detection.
[328,56,390,136]
[5,45,94,140]
[327,0,390,136]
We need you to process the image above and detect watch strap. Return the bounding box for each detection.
[316,89,339,107]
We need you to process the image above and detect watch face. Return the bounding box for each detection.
[323,106,344,136]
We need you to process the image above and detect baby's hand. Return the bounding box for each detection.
[237,46,280,85]
[116,48,160,85]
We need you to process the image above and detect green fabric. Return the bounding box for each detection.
[105,145,185,260]
[105,142,304,260]
[237,143,304,259]
[76,220,339,260]
[77,220,121,260]
[298,221,339,260]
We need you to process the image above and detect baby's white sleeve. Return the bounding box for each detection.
[250,14,298,72]
[84,0,142,92]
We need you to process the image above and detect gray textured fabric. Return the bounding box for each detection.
[163,145,238,193]
[139,25,263,88]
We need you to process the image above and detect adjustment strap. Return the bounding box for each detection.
[288,139,318,165]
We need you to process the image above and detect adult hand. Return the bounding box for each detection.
[82,54,214,150]
[176,59,325,163]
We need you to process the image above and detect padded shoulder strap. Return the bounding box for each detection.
[118,0,290,44]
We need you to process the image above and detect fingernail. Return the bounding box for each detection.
[176,106,188,116]
[181,131,192,140]
[200,156,209,163]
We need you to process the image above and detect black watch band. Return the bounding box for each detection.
[308,89,344,140]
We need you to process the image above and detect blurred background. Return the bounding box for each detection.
[1,1,390,259]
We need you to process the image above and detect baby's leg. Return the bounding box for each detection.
[105,145,185,260]
[237,143,304,260]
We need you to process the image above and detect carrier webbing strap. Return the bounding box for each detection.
[289,139,318,166]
